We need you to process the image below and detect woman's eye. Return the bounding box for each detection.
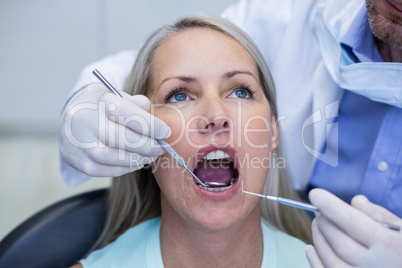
[167,92,189,103]
[229,87,252,99]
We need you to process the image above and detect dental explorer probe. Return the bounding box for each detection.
[92,69,227,188]
[241,181,318,212]
[241,182,401,231]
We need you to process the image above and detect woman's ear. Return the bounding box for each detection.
[271,116,279,152]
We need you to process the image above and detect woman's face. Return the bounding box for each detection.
[148,28,278,231]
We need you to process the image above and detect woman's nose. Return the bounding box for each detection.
[196,99,231,134]
[202,115,230,132]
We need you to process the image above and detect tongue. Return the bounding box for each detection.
[193,159,238,185]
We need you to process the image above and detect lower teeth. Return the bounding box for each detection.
[197,178,237,192]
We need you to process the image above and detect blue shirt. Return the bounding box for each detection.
[80,217,309,268]
[308,6,402,217]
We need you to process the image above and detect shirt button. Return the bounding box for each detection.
[378,161,388,172]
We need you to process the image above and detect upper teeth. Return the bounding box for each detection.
[203,150,231,160]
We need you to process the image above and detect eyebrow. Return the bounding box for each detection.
[224,70,257,80]
[158,70,258,88]
[159,76,196,88]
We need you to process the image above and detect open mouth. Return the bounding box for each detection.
[193,149,239,192]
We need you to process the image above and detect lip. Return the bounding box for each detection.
[191,144,242,198]
[384,0,402,15]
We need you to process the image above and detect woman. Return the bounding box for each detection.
[73,13,312,267]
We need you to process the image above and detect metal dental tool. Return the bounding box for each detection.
[155,139,226,187]
[241,181,318,212]
[92,69,227,188]
[241,182,401,231]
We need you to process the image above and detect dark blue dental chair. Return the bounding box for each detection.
[0,188,108,268]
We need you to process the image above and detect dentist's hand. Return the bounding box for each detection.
[60,84,171,178]
[306,189,402,268]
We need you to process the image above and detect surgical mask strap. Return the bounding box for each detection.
[313,10,402,108]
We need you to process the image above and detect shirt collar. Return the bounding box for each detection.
[340,5,383,63]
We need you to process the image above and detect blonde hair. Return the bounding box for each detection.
[93,13,312,250]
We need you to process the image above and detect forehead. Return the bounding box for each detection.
[150,27,258,83]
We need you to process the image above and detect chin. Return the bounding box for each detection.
[188,204,260,232]
[367,0,402,48]
[371,15,402,48]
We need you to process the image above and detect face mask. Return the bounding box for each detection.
[313,9,402,108]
